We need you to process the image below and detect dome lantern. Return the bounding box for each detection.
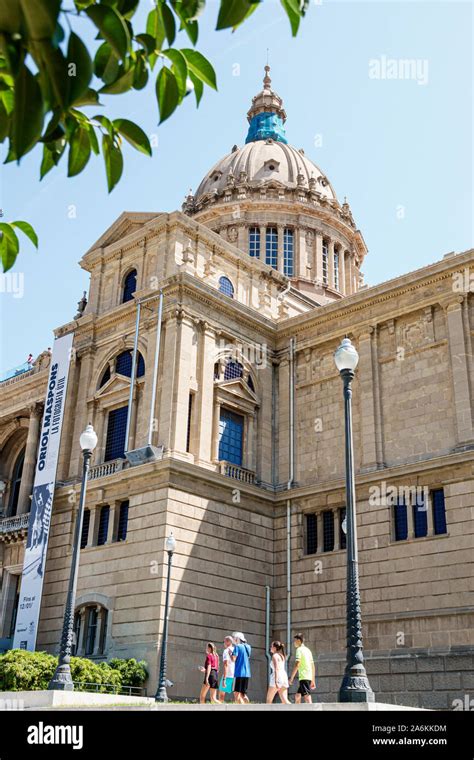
[245,65,288,145]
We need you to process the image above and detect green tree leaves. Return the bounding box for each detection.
[0,0,307,270]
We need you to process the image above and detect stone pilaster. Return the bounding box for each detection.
[170,314,195,456]
[357,328,379,472]
[195,324,216,467]
[445,297,474,448]
[17,403,42,514]
[68,347,96,479]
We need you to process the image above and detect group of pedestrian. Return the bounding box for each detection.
[199,632,315,705]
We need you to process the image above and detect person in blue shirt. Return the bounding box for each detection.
[231,631,251,703]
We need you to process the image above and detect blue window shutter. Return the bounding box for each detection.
[218,409,244,466]
[432,489,447,535]
[105,406,128,461]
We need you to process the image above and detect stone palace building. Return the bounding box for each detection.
[1,68,473,707]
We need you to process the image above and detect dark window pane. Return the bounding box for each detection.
[97,505,110,546]
[283,228,294,276]
[394,499,408,541]
[306,514,317,555]
[218,409,244,466]
[122,270,137,303]
[116,351,132,377]
[8,450,25,517]
[186,394,193,453]
[247,375,255,392]
[105,406,128,461]
[413,492,427,538]
[339,507,346,550]
[8,576,20,638]
[432,489,447,535]
[117,501,129,542]
[73,612,81,655]
[80,509,91,549]
[99,366,110,388]
[137,353,145,377]
[85,607,98,655]
[323,511,334,552]
[99,609,108,654]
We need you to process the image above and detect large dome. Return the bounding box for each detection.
[194,140,336,202]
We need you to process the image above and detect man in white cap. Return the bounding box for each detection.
[231,632,251,703]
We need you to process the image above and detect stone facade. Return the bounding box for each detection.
[0,71,473,705]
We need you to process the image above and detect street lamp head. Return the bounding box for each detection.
[165,532,176,553]
[334,337,359,373]
[79,423,98,452]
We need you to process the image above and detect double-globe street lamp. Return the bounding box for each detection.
[49,423,98,690]
[155,532,176,702]
[334,337,375,703]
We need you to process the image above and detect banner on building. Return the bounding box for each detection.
[12,332,74,651]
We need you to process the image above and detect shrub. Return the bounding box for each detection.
[108,658,148,687]
[0,650,147,692]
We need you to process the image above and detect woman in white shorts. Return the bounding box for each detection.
[266,641,290,704]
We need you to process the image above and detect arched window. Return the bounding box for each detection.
[224,360,243,381]
[8,449,25,517]
[218,276,234,298]
[249,227,260,258]
[99,366,110,388]
[122,269,137,304]
[283,228,294,276]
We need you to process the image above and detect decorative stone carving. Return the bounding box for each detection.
[227,226,238,243]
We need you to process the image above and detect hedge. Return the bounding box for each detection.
[0,650,148,692]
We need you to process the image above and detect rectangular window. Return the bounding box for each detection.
[306,513,317,555]
[80,509,91,549]
[339,507,346,550]
[283,228,294,276]
[97,505,110,546]
[265,227,278,269]
[322,240,329,285]
[104,405,128,461]
[432,489,447,535]
[394,499,408,541]
[249,227,260,258]
[85,608,98,656]
[413,492,428,538]
[334,249,339,289]
[8,575,20,639]
[323,510,334,552]
[218,409,244,466]
[186,393,193,453]
[117,500,129,542]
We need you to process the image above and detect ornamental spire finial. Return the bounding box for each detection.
[263,64,271,90]
[245,65,287,144]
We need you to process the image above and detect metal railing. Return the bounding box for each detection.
[88,459,124,480]
[72,681,146,697]
[0,362,34,383]
[0,512,30,535]
[219,461,255,485]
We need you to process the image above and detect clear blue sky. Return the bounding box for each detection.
[2,0,472,371]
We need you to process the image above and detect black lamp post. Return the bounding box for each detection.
[334,338,374,703]
[48,423,97,690]
[155,532,176,702]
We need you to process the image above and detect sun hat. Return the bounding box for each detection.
[232,631,247,643]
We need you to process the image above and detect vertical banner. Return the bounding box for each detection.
[13,332,74,651]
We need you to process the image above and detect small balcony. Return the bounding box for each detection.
[0,512,30,542]
[0,362,34,384]
[219,461,256,485]
[88,459,125,481]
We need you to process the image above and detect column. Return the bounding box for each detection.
[357,328,379,472]
[107,503,117,544]
[445,297,474,448]
[170,315,195,455]
[139,294,162,448]
[277,225,284,273]
[68,347,96,479]
[195,324,216,467]
[158,316,178,452]
[17,403,42,514]
[340,249,346,295]
[344,252,352,295]
[277,357,290,488]
[212,400,222,463]
[94,405,107,465]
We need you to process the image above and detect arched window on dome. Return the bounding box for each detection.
[122,269,137,304]
[218,276,234,298]
[265,227,278,269]
[283,228,294,276]
[333,247,340,290]
[249,227,260,258]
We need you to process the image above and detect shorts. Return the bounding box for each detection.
[297,680,312,696]
[219,676,234,694]
[204,669,219,689]
[234,676,249,695]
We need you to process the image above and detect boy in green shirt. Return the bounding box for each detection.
[289,633,315,703]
